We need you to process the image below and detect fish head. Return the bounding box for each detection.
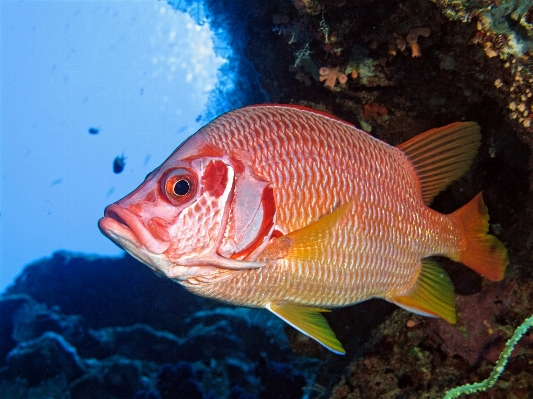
[98,131,275,282]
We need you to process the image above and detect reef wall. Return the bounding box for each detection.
[0,252,314,398]
[199,0,533,397]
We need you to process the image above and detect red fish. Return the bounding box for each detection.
[99,105,508,354]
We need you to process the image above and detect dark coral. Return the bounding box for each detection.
[157,362,203,399]
[256,356,306,399]
[0,253,316,398]
[327,263,533,398]
[4,331,85,386]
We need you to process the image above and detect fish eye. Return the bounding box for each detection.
[161,168,196,204]
[172,179,190,196]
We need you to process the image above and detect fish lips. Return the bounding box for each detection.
[99,204,171,255]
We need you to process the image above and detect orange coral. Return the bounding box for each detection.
[406,27,430,58]
[410,42,422,57]
[319,67,347,88]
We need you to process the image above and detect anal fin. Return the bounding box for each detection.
[266,303,345,355]
[389,259,456,324]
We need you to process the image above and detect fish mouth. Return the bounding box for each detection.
[98,204,171,255]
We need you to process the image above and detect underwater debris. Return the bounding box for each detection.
[319,66,347,87]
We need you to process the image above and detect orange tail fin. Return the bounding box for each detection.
[451,193,508,281]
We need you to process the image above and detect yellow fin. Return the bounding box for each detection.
[390,259,457,324]
[397,122,481,205]
[267,303,345,355]
[284,201,352,261]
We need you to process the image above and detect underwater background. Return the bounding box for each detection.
[1,0,533,398]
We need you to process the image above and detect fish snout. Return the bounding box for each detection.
[99,204,171,255]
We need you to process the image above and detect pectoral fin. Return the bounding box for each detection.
[262,201,352,262]
[266,303,345,355]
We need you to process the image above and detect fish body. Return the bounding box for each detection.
[99,105,508,354]
[113,154,126,174]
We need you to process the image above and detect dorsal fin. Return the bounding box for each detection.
[397,122,481,205]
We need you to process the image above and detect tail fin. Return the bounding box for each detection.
[451,193,508,281]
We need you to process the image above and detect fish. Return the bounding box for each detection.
[98,104,509,354]
[113,154,126,174]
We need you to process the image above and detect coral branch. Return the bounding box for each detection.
[443,313,533,399]
[319,67,347,88]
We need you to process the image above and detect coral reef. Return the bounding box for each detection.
[443,312,533,398]
[432,0,533,137]
[0,253,316,398]
[218,0,533,397]
[327,263,533,398]
[3,0,533,397]
[246,0,533,148]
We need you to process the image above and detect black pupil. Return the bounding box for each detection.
[173,179,190,196]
